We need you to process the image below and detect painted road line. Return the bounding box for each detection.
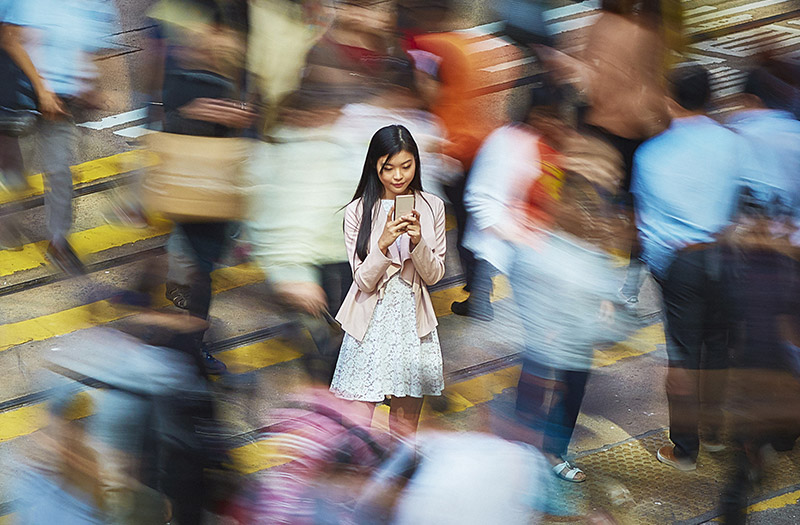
[543,0,600,22]
[0,260,483,356]
[215,338,305,375]
[686,0,794,26]
[482,56,537,74]
[0,150,155,207]
[709,488,800,521]
[744,488,800,515]
[228,364,526,475]
[0,262,265,352]
[0,216,462,347]
[684,5,717,18]
[467,35,515,54]
[0,392,92,444]
[78,108,147,131]
[229,321,666,474]
[550,13,600,35]
[454,21,505,37]
[0,318,665,472]
[0,219,171,278]
[114,124,156,139]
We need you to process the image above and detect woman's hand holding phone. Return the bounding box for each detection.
[379,206,412,256]
[404,210,421,247]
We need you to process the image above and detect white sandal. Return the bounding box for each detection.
[552,461,586,483]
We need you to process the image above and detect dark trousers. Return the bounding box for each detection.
[516,358,590,458]
[176,221,231,320]
[444,175,475,289]
[658,246,730,461]
[466,257,495,311]
[291,262,354,382]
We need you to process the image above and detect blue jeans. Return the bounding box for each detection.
[516,358,590,458]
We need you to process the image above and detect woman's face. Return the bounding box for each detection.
[377,150,416,199]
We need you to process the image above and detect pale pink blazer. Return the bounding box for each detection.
[335,191,447,342]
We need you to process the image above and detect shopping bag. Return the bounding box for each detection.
[141,132,251,221]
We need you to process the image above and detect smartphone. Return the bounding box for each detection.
[394,194,415,221]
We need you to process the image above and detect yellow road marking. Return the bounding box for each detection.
[215,338,304,375]
[0,391,92,444]
[0,219,171,277]
[710,489,800,521]
[593,322,666,368]
[229,322,664,474]
[430,274,511,317]
[445,213,457,231]
[0,263,265,352]
[746,489,800,514]
[0,321,666,479]
[229,364,524,475]
[0,150,154,206]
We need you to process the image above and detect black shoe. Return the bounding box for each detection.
[165,281,191,310]
[203,349,227,375]
[451,299,494,321]
[46,241,85,276]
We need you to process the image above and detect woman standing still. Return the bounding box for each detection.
[331,124,446,436]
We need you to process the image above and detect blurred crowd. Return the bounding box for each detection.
[1,0,800,523]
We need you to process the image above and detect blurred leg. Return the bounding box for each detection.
[0,135,26,249]
[389,396,425,437]
[0,135,26,191]
[542,369,590,459]
[176,221,230,320]
[37,117,77,244]
[660,250,708,461]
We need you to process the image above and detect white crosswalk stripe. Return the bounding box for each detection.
[78,108,147,130]
[692,24,800,57]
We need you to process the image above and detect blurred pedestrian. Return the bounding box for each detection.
[282,0,412,121]
[407,1,507,319]
[573,0,670,309]
[460,83,567,322]
[726,59,800,214]
[0,0,118,273]
[717,61,800,523]
[331,124,446,437]
[508,152,631,483]
[145,0,256,374]
[234,355,392,524]
[392,431,551,525]
[632,66,746,471]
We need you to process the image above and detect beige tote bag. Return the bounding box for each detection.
[141,132,251,221]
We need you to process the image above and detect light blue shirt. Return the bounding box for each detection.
[726,109,800,214]
[632,115,746,280]
[3,0,118,97]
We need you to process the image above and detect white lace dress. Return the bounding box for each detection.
[330,204,445,402]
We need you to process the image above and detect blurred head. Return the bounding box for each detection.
[351,125,422,261]
[336,0,397,35]
[667,66,711,112]
[524,78,571,150]
[744,58,800,113]
[601,0,634,14]
[397,0,453,33]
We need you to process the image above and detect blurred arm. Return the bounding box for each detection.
[0,23,66,118]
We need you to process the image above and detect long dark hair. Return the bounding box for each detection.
[350,125,423,261]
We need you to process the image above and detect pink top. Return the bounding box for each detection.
[335,192,447,341]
